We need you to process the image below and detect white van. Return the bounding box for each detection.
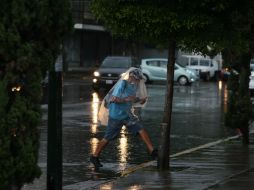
[179,55,221,81]
[250,71,254,96]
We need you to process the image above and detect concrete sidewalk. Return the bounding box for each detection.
[92,130,254,190]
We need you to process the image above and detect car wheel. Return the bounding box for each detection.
[178,76,188,86]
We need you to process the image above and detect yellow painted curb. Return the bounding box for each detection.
[120,134,245,177]
[121,160,155,177]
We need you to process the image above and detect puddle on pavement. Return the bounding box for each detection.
[91,168,121,180]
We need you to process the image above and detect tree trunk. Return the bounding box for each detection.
[158,40,176,170]
[239,127,249,144]
[238,53,251,145]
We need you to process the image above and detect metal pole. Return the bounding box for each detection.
[47,63,63,190]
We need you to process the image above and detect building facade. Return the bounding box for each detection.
[66,0,169,72]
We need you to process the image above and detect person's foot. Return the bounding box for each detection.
[150,148,158,160]
[90,155,103,168]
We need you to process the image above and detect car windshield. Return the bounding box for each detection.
[101,58,130,68]
[176,63,185,68]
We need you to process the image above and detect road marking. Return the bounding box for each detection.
[170,136,237,158]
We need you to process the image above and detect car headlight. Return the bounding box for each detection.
[186,69,196,77]
[93,71,100,77]
[120,72,127,77]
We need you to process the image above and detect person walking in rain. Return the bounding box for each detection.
[90,68,158,168]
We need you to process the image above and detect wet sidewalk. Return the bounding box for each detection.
[92,130,254,190]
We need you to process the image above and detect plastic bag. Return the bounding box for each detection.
[98,67,148,126]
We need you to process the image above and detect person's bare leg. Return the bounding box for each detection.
[138,129,154,153]
[93,138,108,157]
[90,138,109,168]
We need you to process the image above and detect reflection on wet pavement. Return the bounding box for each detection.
[60,81,234,188]
[23,81,238,190]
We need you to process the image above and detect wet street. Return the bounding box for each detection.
[23,79,237,190]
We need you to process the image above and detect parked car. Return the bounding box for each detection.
[219,68,240,81]
[92,56,140,91]
[249,71,254,96]
[250,59,254,71]
[140,58,198,85]
[180,55,221,81]
[220,58,253,81]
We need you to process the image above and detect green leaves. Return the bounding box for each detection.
[90,0,221,48]
[0,0,72,188]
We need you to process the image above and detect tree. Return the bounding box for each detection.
[219,1,254,144]
[0,0,72,189]
[181,0,254,143]
[184,0,254,144]
[90,0,228,170]
[225,54,254,144]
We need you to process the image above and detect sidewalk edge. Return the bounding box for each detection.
[121,129,254,177]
